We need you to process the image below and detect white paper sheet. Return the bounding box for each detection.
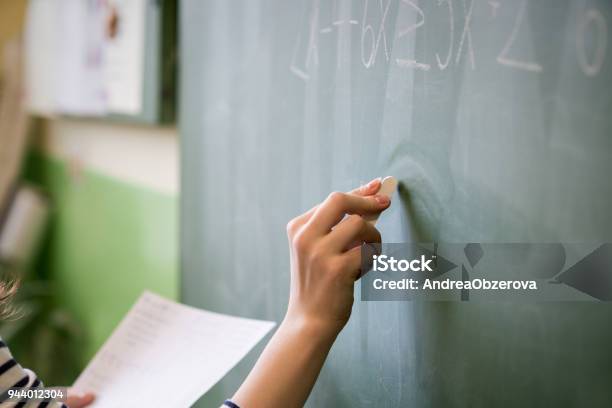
[73,291,275,407]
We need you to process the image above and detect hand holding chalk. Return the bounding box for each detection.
[284,178,392,334]
[232,178,393,408]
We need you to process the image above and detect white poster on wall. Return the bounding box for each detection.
[105,0,145,115]
[24,0,146,117]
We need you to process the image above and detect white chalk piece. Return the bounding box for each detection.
[365,176,398,225]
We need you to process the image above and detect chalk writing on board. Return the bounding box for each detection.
[455,0,475,69]
[435,0,454,70]
[361,0,392,68]
[396,0,429,71]
[576,8,608,77]
[496,0,543,73]
[289,0,609,80]
[289,0,321,81]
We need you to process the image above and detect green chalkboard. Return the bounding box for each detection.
[180,0,612,406]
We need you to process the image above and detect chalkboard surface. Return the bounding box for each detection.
[180,1,612,406]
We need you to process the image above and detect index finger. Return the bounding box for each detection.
[350,177,382,196]
[288,178,383,232]
[307,191,390,235]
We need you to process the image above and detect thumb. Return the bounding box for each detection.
[66,390,95,408]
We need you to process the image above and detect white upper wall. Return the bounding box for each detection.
[36,118,179,196]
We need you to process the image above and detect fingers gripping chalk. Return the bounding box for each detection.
[365,176,397,225]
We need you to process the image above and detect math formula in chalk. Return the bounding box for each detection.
[290,0,609,80]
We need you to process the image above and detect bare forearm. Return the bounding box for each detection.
[232,316,339,408]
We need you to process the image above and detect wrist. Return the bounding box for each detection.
[281,311,343,346]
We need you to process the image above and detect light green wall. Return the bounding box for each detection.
[25,151,178,364]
